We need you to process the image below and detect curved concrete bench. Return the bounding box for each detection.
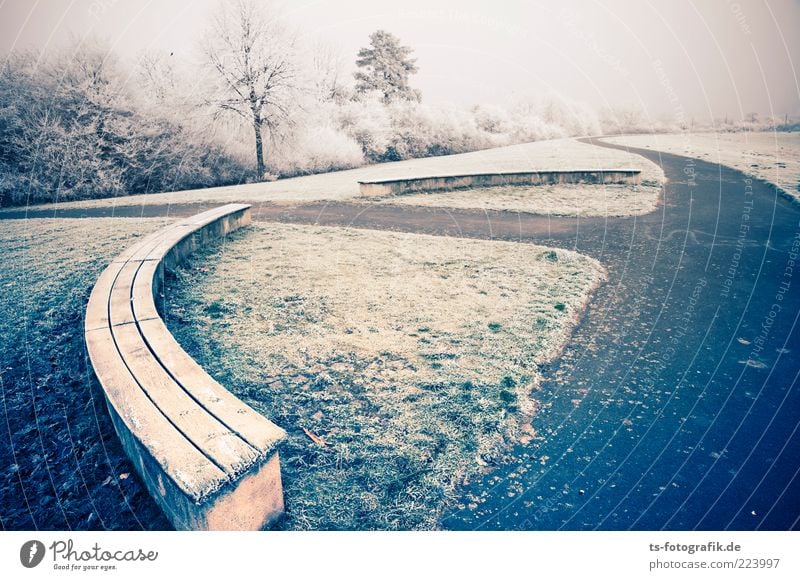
[358,169,642,197]
[84,204,287,530]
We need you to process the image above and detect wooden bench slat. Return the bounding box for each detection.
[176,204,250,227]
[131,259,162,322]
[85,327,227,500]
[85,260,125,332]
[138,317,286,455]
[358,169,643,196]
[111,225,179,264]
[110,234,162,264]
[108,261,141,327]
[111,323,261,478]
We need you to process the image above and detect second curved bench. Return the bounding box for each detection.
[84,204,286,530]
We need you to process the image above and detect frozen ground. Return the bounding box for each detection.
[9,138,664,214]
[0,218,173,530]
[165,223,606,529]
[606,131,800,202]
[380,181,661,217]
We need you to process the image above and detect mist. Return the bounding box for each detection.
[3,0,799,122]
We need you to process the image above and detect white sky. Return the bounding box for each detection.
[2,0,799,121]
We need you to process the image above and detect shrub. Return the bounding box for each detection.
[0,39,703,207]
[269,121,364,177]
[0,44,251,206]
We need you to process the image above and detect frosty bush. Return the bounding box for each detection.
[472,104,513,135]
[0,44,250,206]
[384,100,490,161]
[336,93,393,162]
[269,121,364,176]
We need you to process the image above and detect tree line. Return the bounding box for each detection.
[1,0,788,207]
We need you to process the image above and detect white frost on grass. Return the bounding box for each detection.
[192,224,606,388]
[24,138,664,213]
[166,223,607,529]
[606,131,800,201]
[380,181,662,217]
[0,218,173,293]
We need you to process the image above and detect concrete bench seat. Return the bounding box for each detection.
[358,168,642,197]
[84,204,286,530]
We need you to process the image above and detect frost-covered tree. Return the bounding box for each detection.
[0,40,249,206]
[202,0,297,178]
[309,42,348,103]
[354,30,420,104]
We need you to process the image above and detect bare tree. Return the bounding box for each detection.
[310,42,348,103]
[137,51,177,104]
[202,0,296,177]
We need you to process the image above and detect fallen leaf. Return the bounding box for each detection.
[302,427,328,447]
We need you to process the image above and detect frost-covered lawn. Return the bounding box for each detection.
[0,218,172,530]
[165,223,606,529]
[606,132,800,201]
[12,138,664,214]
[380,182,661,217]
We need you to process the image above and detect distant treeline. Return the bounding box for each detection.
[0,36,794,207]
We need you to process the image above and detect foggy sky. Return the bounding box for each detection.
[2,0,798,121]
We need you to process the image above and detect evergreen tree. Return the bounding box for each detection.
[354,30,420,104]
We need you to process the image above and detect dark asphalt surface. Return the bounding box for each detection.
[442,139,800,531]
[3,139,799,530]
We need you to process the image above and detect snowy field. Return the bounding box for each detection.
[605,132,800,202]
[13,138,665,213]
